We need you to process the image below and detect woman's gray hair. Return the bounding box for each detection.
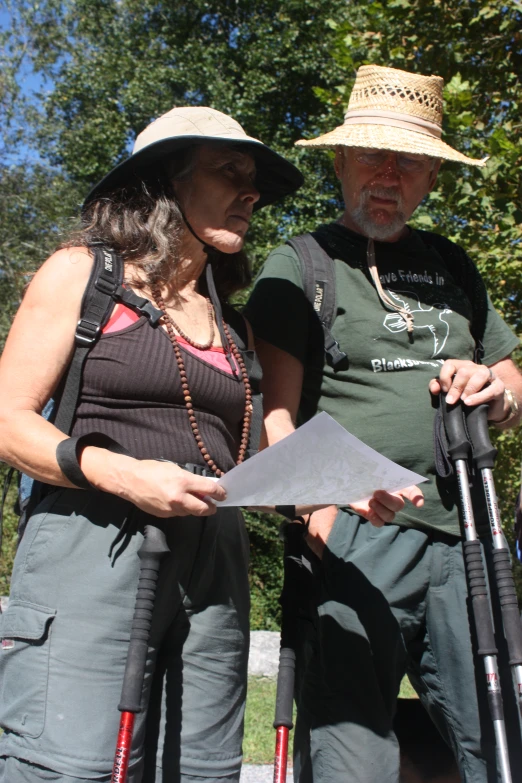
[63,146,251,299]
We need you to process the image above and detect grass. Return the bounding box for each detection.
[243,675,417,765]
[243,677,282,764]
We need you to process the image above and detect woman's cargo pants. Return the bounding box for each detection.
[0,489,250,782]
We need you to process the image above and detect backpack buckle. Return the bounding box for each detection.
[95,276,118,296]
[75,318,101,346]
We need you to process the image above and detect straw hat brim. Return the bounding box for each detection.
[84,136,304,210]
[296,123,487,167]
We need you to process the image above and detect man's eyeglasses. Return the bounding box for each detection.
[353,148,435,174]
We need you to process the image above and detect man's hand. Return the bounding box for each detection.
[351,485,425,528]
[304,485,425,558]
[429,359,505,418]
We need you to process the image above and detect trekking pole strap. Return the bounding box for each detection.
[118,524,170,713]
[463,539,498,656]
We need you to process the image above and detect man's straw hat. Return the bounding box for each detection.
[85,107,303,209]
[296,65,487,167]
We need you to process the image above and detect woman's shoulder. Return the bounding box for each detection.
[26,246,95,307]
[37,245,94,278]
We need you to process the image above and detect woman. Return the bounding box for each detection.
[0,106,303,783]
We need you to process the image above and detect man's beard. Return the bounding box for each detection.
[350,185,407,240]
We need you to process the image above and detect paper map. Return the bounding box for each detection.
[214,412,426,507]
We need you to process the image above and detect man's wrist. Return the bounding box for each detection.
[493,388,520,427]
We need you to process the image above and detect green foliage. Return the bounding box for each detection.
[244,511,284,630]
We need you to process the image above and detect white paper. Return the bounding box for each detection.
[214,412,426,507]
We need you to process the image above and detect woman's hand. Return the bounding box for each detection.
[81,449,226,518]
[428,359,505,418]
[350,485,425,528]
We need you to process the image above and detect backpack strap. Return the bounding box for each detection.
[223,305,263,460]
[417,231,489,364]
[53,245,124,434]
[286,234,348,371]
[114,286,163,326]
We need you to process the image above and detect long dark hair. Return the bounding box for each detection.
[64,146,252,299]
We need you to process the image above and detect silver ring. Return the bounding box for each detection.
[488,367,495,383]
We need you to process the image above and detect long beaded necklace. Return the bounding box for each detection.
[152,287,253,477]
[163,297,215,350]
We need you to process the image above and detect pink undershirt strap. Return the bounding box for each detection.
[103,303,235,374]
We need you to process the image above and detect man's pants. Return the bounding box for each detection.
[293,510,522,783]
[0,489,250,782]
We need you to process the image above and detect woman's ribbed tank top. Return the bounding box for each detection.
[70,314,246,472]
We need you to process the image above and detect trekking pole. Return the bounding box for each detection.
[465,403,522,717]
[111,523,170,783]
[442,396,512,783]
[273,522,303,783]
[273,644,295,783]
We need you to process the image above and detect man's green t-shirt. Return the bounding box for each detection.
[245,223,520,536]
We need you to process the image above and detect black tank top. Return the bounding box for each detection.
[71,315,246,472]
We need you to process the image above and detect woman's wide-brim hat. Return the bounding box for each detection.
[84,107,304,209]
[296,65,487,167]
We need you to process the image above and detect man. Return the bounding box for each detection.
[245,65,522,782]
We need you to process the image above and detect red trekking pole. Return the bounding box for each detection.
[273,521,307,783]
[273,645,295,783]
[111,524,170,783]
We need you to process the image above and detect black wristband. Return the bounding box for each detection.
[275,505,296,520]
[56,432,130,490]
[56,437,93,490]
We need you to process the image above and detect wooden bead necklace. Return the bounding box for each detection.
[152,288,253,477]
[162,297,215,350]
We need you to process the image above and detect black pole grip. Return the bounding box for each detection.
[465,404,497,470]
[441,396,471,462]
[273,647,295,729]
[463,540,498,656]
[118,525,170,713]
[492,549,522,666]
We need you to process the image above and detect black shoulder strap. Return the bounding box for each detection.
[418,230,489,364]
[223,305,263,460]
[53,245,124,434]
[286,234,348,371]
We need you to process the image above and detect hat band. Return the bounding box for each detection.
[343,109,442,140]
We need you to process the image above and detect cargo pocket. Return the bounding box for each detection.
[0,600,56,738]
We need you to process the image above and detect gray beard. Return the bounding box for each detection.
[350,186,407,241]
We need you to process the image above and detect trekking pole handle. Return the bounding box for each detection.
[118,524,170,713]
[441,395,471,462]
[465,404,497,470]
[273,647,295,730]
